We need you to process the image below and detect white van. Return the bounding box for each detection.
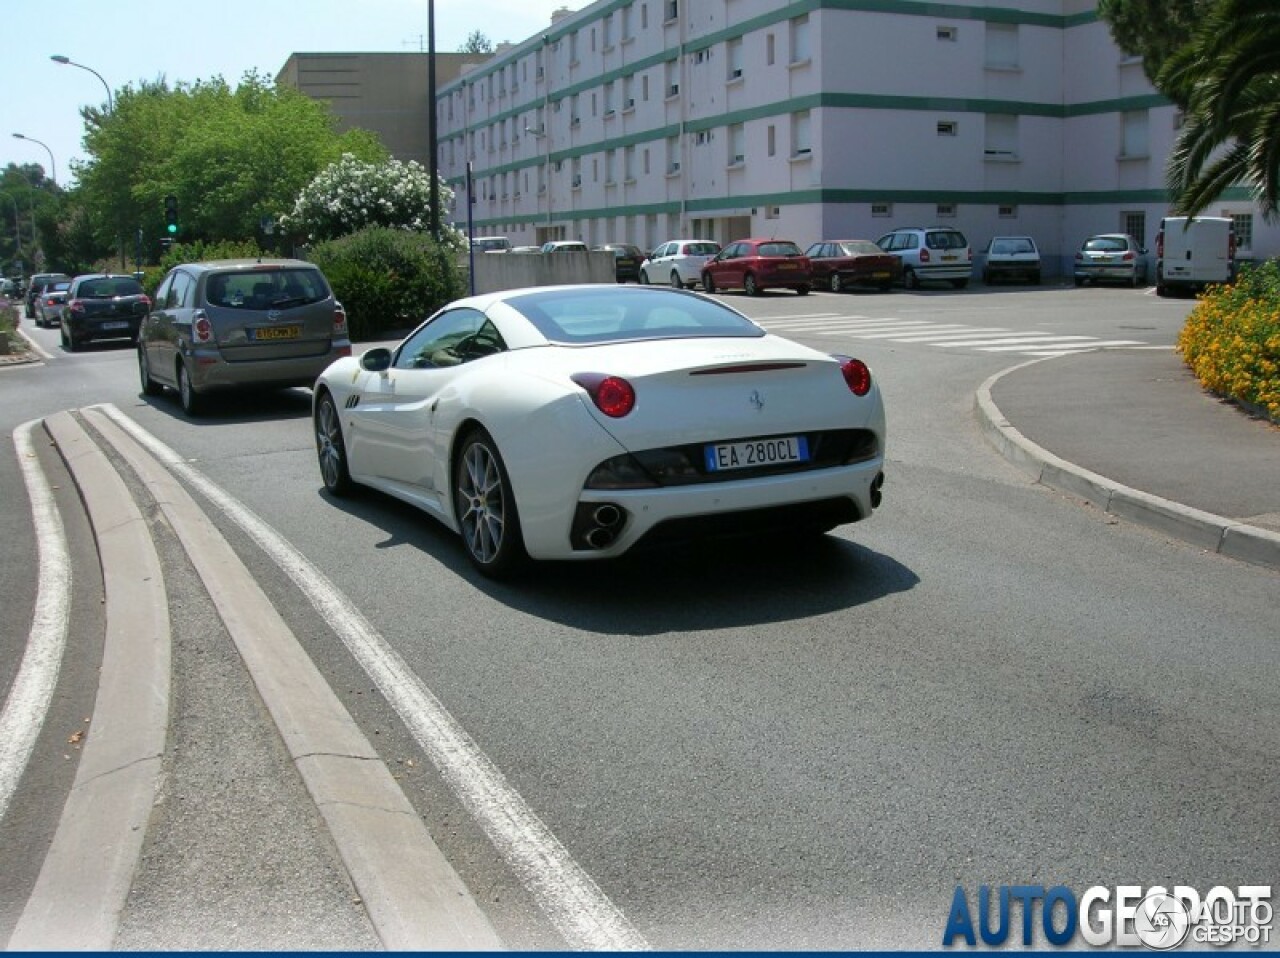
[1155,216,1235,296]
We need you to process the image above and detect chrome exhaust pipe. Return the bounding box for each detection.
[593,503,622,528]
[586,526,617,549]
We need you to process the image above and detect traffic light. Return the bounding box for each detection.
[164,195,178,235]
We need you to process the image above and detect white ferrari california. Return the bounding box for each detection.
[313,285,886,577]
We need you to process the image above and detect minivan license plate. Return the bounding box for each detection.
[250,325,301,341]
[705,436,809,472]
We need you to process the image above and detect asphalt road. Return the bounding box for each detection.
[2,283,1277,949]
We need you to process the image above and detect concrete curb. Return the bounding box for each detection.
[976,359,1280,573]
[78,406,504,951]
[8,412,171,949]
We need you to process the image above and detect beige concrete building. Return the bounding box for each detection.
[277,52,486,167]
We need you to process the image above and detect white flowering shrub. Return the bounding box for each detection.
[285,153,464,247]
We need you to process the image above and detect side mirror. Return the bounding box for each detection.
[361,347,393,372]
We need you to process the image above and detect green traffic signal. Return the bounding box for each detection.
[164,194,178,235]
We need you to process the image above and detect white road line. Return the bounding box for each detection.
[768,318,933,331]
[935,334,1096,348]
[850,324,976,339]
[94,405,647,952]
[764,313,846,321]
[976,340,1144,353]
[870,327,1009,342]
[0,422,71,824]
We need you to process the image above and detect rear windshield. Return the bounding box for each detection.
[79,277,143,298]
[506,287,764,345]
[925,231,968,250]
[839,241,885,256]
[1084,236,1129,252]
[757,241,804,257]
[991,238,1036,254]
[206,268,329,310]
[684,242,720,256]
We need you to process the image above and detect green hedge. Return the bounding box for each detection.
[1178,259,1280,420]
[308,228,465,341]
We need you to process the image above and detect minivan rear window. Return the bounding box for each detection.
[206,269,329,310]
[925,231,968,250]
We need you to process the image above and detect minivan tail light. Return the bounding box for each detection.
[919,248,931,263]
[333,303,348,335]
[193,310,213,343]
[1156,230,1164,258]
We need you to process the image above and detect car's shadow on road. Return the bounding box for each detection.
[322,485,918,634]
[136,387,314,424]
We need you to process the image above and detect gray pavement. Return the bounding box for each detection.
[978,346,1280,571]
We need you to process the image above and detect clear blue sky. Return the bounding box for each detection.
[2,0,584,187]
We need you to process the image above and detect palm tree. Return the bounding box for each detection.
[1160,0,1280,218]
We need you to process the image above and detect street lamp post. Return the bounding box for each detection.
[11,133,56,187]
[50,55,114,113]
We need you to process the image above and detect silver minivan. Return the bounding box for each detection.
[139,258,350,415]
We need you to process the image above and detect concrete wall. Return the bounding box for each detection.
[469,251,617,294]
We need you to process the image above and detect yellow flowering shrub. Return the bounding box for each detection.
[1177,260,1280,419]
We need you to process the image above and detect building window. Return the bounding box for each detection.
[728,37,744,81]
[665,0,678,23]
[766,32,776,66]
[1121,110,1149,159]
[937,203,957,218]
[871,203,893,218]
[984,114,1018,159]
[791,110,811,156]
[790,15,811,64]
[667,135,680,174]
[1122,211,1146,247]
[937,120,958,136]
[764,206,780,220]
[985,22,1018,69]
[767,124,776,157]
[666,60,680,97]
[1226,212,1253,251]
[999,204,1019,218]
[937,25,957,41]
[728,123,745,166]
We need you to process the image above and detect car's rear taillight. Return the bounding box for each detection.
[193,310,213,343]
[919,248,931,263]
[1156,230,1165,259]
[572,373,636,418]
[333,303,348,335]
[69,299,84,315]
[834,355,872,396]
[1122,251,1135,262]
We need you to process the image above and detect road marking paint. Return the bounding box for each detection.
[0,422,72,824]
[977,340,1145,353]
[850,324,979,339]
[94,404,648,952]
[934,334,1096,348]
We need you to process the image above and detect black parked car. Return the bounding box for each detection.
[59,274,151,351]
[593,243,645,283]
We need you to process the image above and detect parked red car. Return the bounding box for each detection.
[701,239,812,296]
[805,240,902,292]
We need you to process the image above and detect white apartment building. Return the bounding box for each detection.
[436,0,1278,275]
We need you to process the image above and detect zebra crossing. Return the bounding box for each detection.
[757,312,1145,358]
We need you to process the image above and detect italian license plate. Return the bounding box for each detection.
[942,254,957,261]
[250,325,301,341]
[872,271,890,279]
[101,321,129,330]
[705,436,809,472]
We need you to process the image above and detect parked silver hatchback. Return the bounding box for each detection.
[138,258,350,415]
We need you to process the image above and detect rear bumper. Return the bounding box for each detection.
[184,343,351,391]
[64,317,142,343]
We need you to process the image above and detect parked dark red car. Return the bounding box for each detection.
[701,239,812,296]
[804,240,902,292]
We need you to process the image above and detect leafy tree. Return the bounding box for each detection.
[284,153,464,246]
[460,30,494,55]
[1160,0,1280,217]
[1096,0,1209,99]
[73,70,386,260]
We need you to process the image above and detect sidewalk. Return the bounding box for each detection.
[977,347,1280,571]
